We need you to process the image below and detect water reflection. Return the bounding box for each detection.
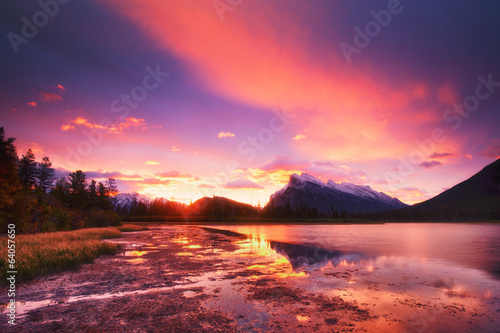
[124,251,148,256]
[225,234,368,281]
[204,226,500,332]
[214,223,500,279]
[269,240,367,270]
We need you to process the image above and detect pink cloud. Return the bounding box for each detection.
[223,179,263,189]
[218,131,235,138]
[102,0,450,161]
[57,84,66,94]
[418,160,442,169]
[429,152,458,159]
[478,139,500,159]
[61,116,148,134]
[156,171,193,178]
[292,134,306,141]
[262,156,311,171]
[198,183,216,189]
[39,92,63,102]
[27,102,37,107]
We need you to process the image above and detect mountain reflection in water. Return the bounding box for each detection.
[268,240,367,270]
[202,227,368,272]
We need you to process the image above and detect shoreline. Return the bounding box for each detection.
[1,225,499,332]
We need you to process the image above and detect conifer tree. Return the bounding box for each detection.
[68,170,88,209]
[88,179,98,208]
[52,177,70,205]
[18,148,37,189]
[36,156,56,192]
[105,178,118,196]
[0,127,21,210]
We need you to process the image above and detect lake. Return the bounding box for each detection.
[205,223,500,331]
[210,223,500,279]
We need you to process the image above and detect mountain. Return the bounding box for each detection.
[405,158,500,216]
[189,196,259,218]
[113,193,256,218]
[268,173,408,214]
[112,192,152,214]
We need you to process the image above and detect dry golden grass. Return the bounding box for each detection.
[116,224,149,232]
[1,227,122,283]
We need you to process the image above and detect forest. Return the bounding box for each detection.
[0,127,120,233]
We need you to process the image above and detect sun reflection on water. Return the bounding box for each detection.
[234,237,310,279]
[124,251,148,256]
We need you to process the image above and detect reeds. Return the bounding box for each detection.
[116,224,149,232]
[0,227,122,283]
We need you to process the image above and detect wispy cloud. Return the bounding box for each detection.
[60,116,148,135]
[198,183,216,189]
[478,138,500,159]
[429,152,458,159]
[218,131,235,138]
[145,161,160,165]
[39,92,63,102]
[418,160,442,169]
[223,178,264,189]
[262,156,311,171]
[56,84,66,94]
[156,171,192,178]
[292,134,306,141]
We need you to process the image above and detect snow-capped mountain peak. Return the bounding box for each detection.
[113,192,152,213]
[269,172,407,214]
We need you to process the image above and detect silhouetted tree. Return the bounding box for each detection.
[18,148,37,189]
[68,170,88,209]
[105,178,118,196]
[97,182,112,209]
[36,156,56,192]
[88,180,98,207]
[0,127,21,211]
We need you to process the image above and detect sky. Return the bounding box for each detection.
[1,0,499,205]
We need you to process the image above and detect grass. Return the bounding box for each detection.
[116,224,149,232]
[0,227,123,284]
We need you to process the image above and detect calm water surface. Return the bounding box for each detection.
[212,223,500,278]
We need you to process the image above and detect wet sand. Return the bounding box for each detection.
[1,226,499,332]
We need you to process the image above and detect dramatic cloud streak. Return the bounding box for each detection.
[2,0,499,205]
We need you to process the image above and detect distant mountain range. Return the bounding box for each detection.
[113,192,151,214]
[113,158,500,221]
[268,173,408,214]
[189,196,259,217]
[112,193,258,218]
[113,192,187,216]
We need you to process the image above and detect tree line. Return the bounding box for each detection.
[0,127,120,233]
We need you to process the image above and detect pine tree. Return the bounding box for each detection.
[68,170,88,209]
[0,127,21,210]
[52,177,70,205]
[36,156,56,192]
[88,180,98,208]
[105,178,118,196]
[18,148,37,189]
[97,182,110,209]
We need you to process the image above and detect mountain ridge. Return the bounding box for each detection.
[268,172,408,214]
